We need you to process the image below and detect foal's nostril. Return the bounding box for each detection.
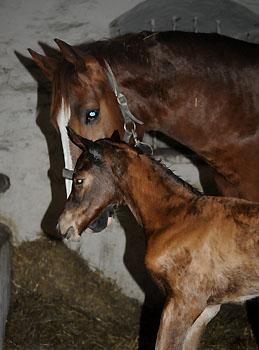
[64,226,75,240]
[56,223,60,235]
[56,223,74,239]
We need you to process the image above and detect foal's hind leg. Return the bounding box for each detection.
[183,304,221,350]
[155,297,208,350]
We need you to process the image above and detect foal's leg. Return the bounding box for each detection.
[155,297,207,350]
[183,304,221,350]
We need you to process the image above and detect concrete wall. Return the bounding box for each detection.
[1,0,259,301]
[234,0,259,15]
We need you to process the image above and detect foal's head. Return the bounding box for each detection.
[57,128,124,241]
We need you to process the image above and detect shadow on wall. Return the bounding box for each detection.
[116,205,165,349]
[15,47,66,240]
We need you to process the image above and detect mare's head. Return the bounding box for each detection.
[57,128,125,241]
[29,41,125,191]
[29,40,129,233]
[28,37,148,183]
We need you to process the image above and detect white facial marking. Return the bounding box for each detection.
[57,99,73,197]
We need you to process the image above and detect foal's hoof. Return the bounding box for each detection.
[0,174,10,193]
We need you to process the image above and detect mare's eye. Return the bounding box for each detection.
[84,109,99,125]
[75,179,84,185]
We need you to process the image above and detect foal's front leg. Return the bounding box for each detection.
[155,297,209,350]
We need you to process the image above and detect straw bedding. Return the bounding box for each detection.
[3,236,257,349]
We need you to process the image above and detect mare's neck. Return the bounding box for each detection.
[115,35,259,189]
[119,152,199,235]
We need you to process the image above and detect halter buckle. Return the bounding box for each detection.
[117,93,127,106]
[123,121,136,143]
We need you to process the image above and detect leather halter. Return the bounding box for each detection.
[104,61,143,144]
[62,62,144,181]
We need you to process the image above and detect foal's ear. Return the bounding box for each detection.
[28,49,58,81]
[67,126,94,151]
[110,130,121,142]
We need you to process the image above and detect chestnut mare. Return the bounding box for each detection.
[28,31,259,204]
[58,128,259,350]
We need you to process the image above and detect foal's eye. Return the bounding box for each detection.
[84,109,99,125]
[75,179,84,185]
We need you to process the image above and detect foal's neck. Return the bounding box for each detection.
[119,151,200,235]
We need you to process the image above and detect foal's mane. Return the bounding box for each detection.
[149,154,203,197]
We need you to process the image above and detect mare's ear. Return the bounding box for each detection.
[27,49,58,81]
[110,130,121,142]
[54,39,85,71]
[67,126,94,151]
[54,39,103,81]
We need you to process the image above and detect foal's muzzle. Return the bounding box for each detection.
[57,205,115,239]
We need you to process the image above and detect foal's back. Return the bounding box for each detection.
[146,193,259,303]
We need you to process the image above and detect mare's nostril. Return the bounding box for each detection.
[64,226,74,240]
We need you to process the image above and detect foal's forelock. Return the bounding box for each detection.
[57,99,73,197]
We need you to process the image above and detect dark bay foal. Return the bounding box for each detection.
[58,128,259,350]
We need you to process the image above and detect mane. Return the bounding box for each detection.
[51,60,78,127]
[78,31,156,69]
[149,155,203,197]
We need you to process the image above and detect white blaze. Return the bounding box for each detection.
[57,99,73,197]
